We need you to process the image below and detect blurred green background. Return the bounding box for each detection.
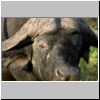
[79,18,98,81]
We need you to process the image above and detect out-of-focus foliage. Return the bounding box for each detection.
[79,18,98,81]
[79,47,98,81]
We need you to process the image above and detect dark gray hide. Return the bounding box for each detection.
[2,18,98,81]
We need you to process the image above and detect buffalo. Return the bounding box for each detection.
[2,18,98,81]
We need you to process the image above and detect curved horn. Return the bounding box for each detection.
[2,18,57,52]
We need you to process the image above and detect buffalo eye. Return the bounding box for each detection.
[39,44,46,48]
[39,43,48,50]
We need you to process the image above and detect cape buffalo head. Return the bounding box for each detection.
[2,18,98,81]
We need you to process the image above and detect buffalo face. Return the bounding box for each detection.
[31,33,82,81]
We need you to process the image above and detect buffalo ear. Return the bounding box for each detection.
[82,30,98,63]
[82,49,90,63]
[78,18,98,48]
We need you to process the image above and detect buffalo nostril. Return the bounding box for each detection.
[56,69,64,78]
[55,69,70,80]
[55,67,79,81]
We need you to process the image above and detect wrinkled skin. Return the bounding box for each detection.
[2,18,98,81]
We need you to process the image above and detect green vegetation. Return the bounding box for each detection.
[79,47,98,81]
